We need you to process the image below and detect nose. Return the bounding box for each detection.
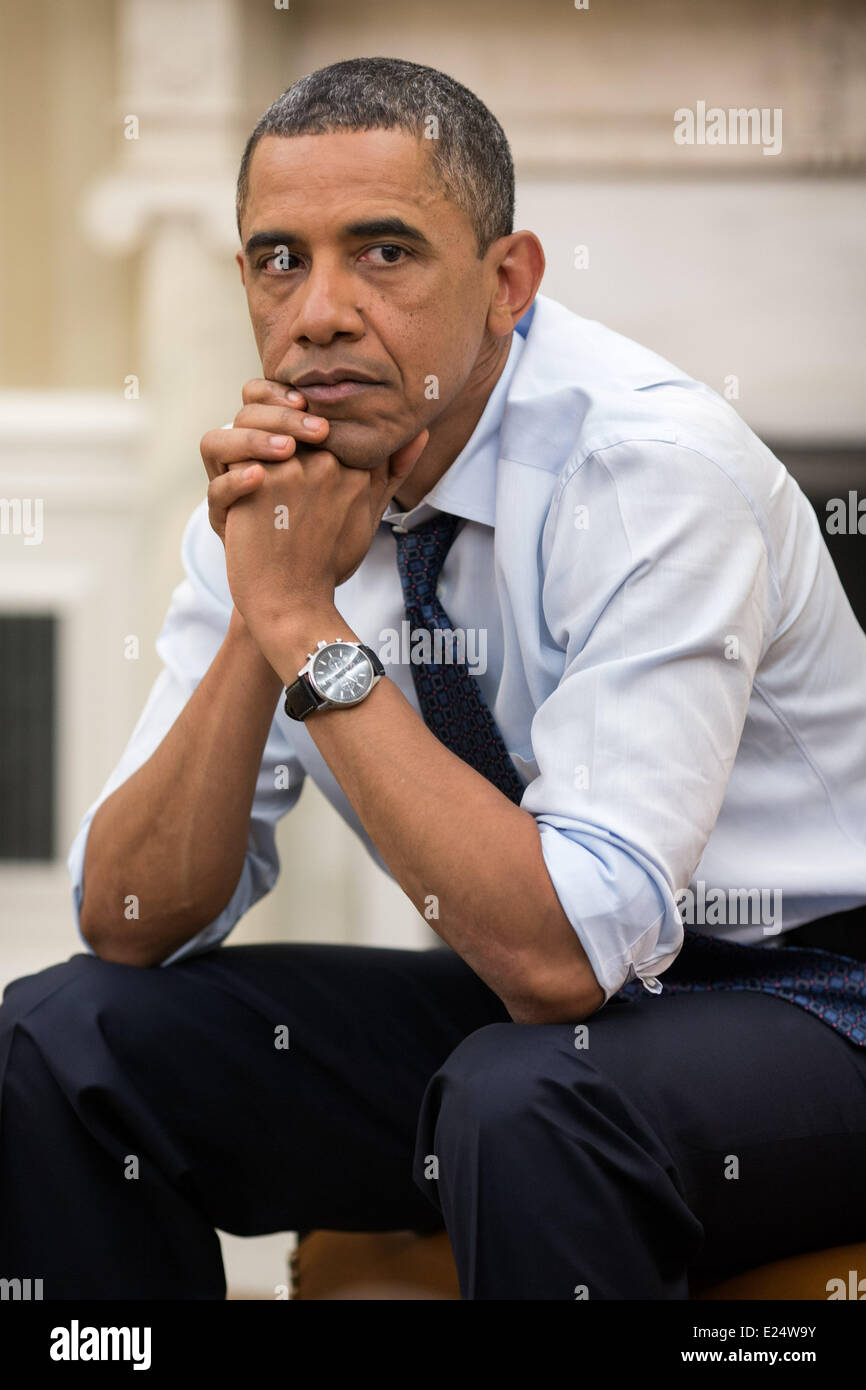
[291,257,364,346]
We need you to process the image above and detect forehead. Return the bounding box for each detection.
[242,128,456,235]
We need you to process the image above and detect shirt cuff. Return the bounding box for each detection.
[536,819,684,1002]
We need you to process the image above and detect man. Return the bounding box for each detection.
[1,57,865,1301]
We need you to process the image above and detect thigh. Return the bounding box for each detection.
[577,988,866,1277]
[0,942,509,1235]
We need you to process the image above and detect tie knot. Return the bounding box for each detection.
[392,511,461,605]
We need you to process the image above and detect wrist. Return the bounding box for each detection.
[226,607,284,694]
[261,604,360,686]
[227,605,255,644]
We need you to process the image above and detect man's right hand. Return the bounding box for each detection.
[201,379,330,544]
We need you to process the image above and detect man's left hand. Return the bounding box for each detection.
[221,430,428,656]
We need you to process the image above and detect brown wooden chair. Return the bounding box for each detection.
[290,1229,866,1300]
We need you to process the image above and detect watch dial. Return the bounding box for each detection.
[310,643,374,705]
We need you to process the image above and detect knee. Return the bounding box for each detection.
[430,1021,575,1136]
[0,952,148,1054]
[2,954,97,1022]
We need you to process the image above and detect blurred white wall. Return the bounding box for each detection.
[523,178,865,444]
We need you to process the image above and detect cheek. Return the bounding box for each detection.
[250,302,289,366]
[382,288,477,376]
[399,317,480,406]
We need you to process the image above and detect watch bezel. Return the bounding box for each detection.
[307,640,376,707]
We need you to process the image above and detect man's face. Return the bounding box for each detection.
[237,128,501,468]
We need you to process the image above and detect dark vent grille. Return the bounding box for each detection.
[0,614,56,860]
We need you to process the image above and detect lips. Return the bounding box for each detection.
[298,379,382,403]
[292,367,382,387]
[289,368,384,404]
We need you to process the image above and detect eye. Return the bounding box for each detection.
[359,244,408,266]
[258,249,302,274]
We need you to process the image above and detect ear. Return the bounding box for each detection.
[236,250,246,287]
[486,231,545,336]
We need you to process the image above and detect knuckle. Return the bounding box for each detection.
[208,470,238,499]
[241,378,267,404]
[314,449,341,471]
[237,405,296,436]
[234,405,265,430]
[241,377,287,407]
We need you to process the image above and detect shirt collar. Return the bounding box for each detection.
[381,323,528,532]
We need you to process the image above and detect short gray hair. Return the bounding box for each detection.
[236,57,514,256]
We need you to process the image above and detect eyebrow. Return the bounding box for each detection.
[243,217,434,258]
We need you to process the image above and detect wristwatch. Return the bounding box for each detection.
[284,639,385,721]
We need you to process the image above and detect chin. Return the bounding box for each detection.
[321,418,403,471]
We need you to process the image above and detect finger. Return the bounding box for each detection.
[206,465,266,539]
[241,378,308,409]
[233,402,329,445]
[200,427,298,480]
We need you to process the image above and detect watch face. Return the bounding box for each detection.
[309,642,374,706]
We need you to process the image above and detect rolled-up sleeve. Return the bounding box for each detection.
[521,440,775,1003]
[67,499,305,965]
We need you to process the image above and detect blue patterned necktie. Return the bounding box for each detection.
[391,511,524,806]
[390,510,866,1048]
[615,927,866,1047]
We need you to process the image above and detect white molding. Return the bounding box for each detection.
[0,562,97,608]
[0,474,144,512]
[0,391,147,510]
[0,391,147,441]
[80,176,239,256]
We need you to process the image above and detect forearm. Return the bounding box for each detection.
[266,603,604,1023]
[80,609,284,967]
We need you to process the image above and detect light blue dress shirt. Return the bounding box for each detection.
[67,293,866,1002]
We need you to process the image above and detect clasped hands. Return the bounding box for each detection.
[200,378,428,661]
